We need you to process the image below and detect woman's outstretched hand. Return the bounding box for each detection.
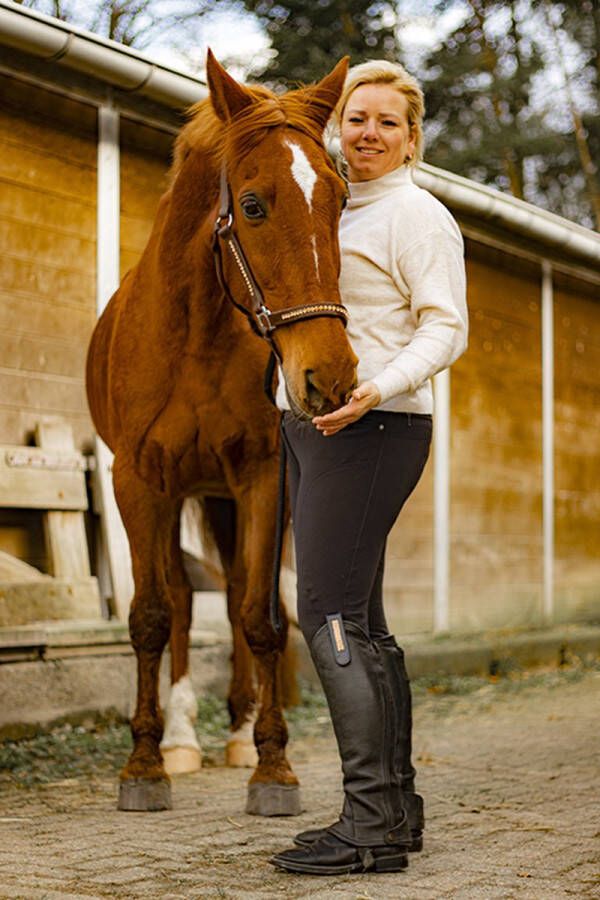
[312,382,381,436]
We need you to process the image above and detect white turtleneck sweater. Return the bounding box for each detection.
[276,165,467,414]
[340,165,467,414]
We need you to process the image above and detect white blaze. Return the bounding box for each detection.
[286,140,318,211]
[311,234,320,280]
[286,140,320,281]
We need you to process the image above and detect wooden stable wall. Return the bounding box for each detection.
[0,75,96,573]
[119,117,172,282]
[0,74,97,454]
[384,240,599,636]
[450,243,544,632]
[553,272,600,623]
[1,69,598,634]
[386,242,545,636]
[0,74,171,577]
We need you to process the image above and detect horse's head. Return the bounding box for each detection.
[207,52,358,419]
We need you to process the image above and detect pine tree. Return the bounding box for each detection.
[422,0,552,200]
[534,0,599,229]
[422,0,599,228]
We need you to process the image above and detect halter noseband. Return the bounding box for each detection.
[212,164,349,356]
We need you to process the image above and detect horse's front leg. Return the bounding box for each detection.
[201,496,258,768]
[226,597,259,767]
[113,453,175,811]
[237,471,301,817]
[160,507,202,775]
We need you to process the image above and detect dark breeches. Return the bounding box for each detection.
[282,409,432,643]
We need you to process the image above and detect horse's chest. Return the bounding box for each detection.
[135,403,225,497]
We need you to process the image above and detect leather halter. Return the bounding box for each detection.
[212,163,349,357]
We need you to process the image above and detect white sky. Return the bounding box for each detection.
[145,3,469,81]
[149,7,272,81]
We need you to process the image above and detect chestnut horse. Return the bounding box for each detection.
[86,52,357,815]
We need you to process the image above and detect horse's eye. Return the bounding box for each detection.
[240,196,265,220]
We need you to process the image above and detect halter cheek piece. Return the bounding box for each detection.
[212,163,349,360]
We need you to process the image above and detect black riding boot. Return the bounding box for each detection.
[294,633,424,853]
[377,634,424,850]
[270,617,411,875]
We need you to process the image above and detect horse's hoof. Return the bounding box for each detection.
[245,782,303,817]
[226,739,258,768]
[117,778,172,811]
[162,746,202,775]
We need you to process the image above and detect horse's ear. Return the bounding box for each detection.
[206,48,254,121]
[300,57,350,131]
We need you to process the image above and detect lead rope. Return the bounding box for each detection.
[270,408,287,634]
[263,350,286,632]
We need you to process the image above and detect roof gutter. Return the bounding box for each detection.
[415,163,600,267]
[0,0,206,108]
[0,0,599,269]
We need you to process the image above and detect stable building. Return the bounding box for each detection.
[0,1,599,658]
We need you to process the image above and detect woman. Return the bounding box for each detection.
[270,60,468,876]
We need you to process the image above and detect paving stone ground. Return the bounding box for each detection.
[1,667,599,899]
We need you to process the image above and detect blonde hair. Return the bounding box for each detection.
[335,59,425,166]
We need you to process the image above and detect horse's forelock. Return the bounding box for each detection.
[225,95,328,162]
[171,84,330,182]
[225,97,286,159]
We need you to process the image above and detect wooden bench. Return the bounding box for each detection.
[0,422,100,628]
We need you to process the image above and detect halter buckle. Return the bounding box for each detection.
[256,306,273,335]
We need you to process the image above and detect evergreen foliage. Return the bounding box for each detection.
[420,0,599,228]
[233,0,400,86]
[12,0,599,227]
[533,0,599,228]
[422,1,551,200]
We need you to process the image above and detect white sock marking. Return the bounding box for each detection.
[228,708,257,744]
[160,675,201,751]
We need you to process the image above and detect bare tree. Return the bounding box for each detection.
[12,0,211,50]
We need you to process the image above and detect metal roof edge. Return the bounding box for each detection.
[415,164,600,268]
[1,1,598,269]
[0,0,207,108]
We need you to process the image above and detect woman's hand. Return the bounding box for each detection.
[312,381,381,436]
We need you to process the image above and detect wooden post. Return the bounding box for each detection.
[433,369,451,634]
[541,260,555,623]
[35,422,91,579]
[90,437,134,622]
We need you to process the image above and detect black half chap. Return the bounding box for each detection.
[282,410,432,644]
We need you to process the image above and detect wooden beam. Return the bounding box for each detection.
[0,443,88,510]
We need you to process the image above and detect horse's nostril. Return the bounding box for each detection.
[305,370,322,408]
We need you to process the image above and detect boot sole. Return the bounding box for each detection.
[269,854,409,875]
[293,834,423,853]
[410,835,423,853]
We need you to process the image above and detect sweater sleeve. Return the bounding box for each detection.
[371,228,468,403]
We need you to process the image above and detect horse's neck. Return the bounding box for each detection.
[148,156,231,344]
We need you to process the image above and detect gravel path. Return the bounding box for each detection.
[1,668,599,899]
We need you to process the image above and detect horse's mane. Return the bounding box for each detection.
[171,82,334,181]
